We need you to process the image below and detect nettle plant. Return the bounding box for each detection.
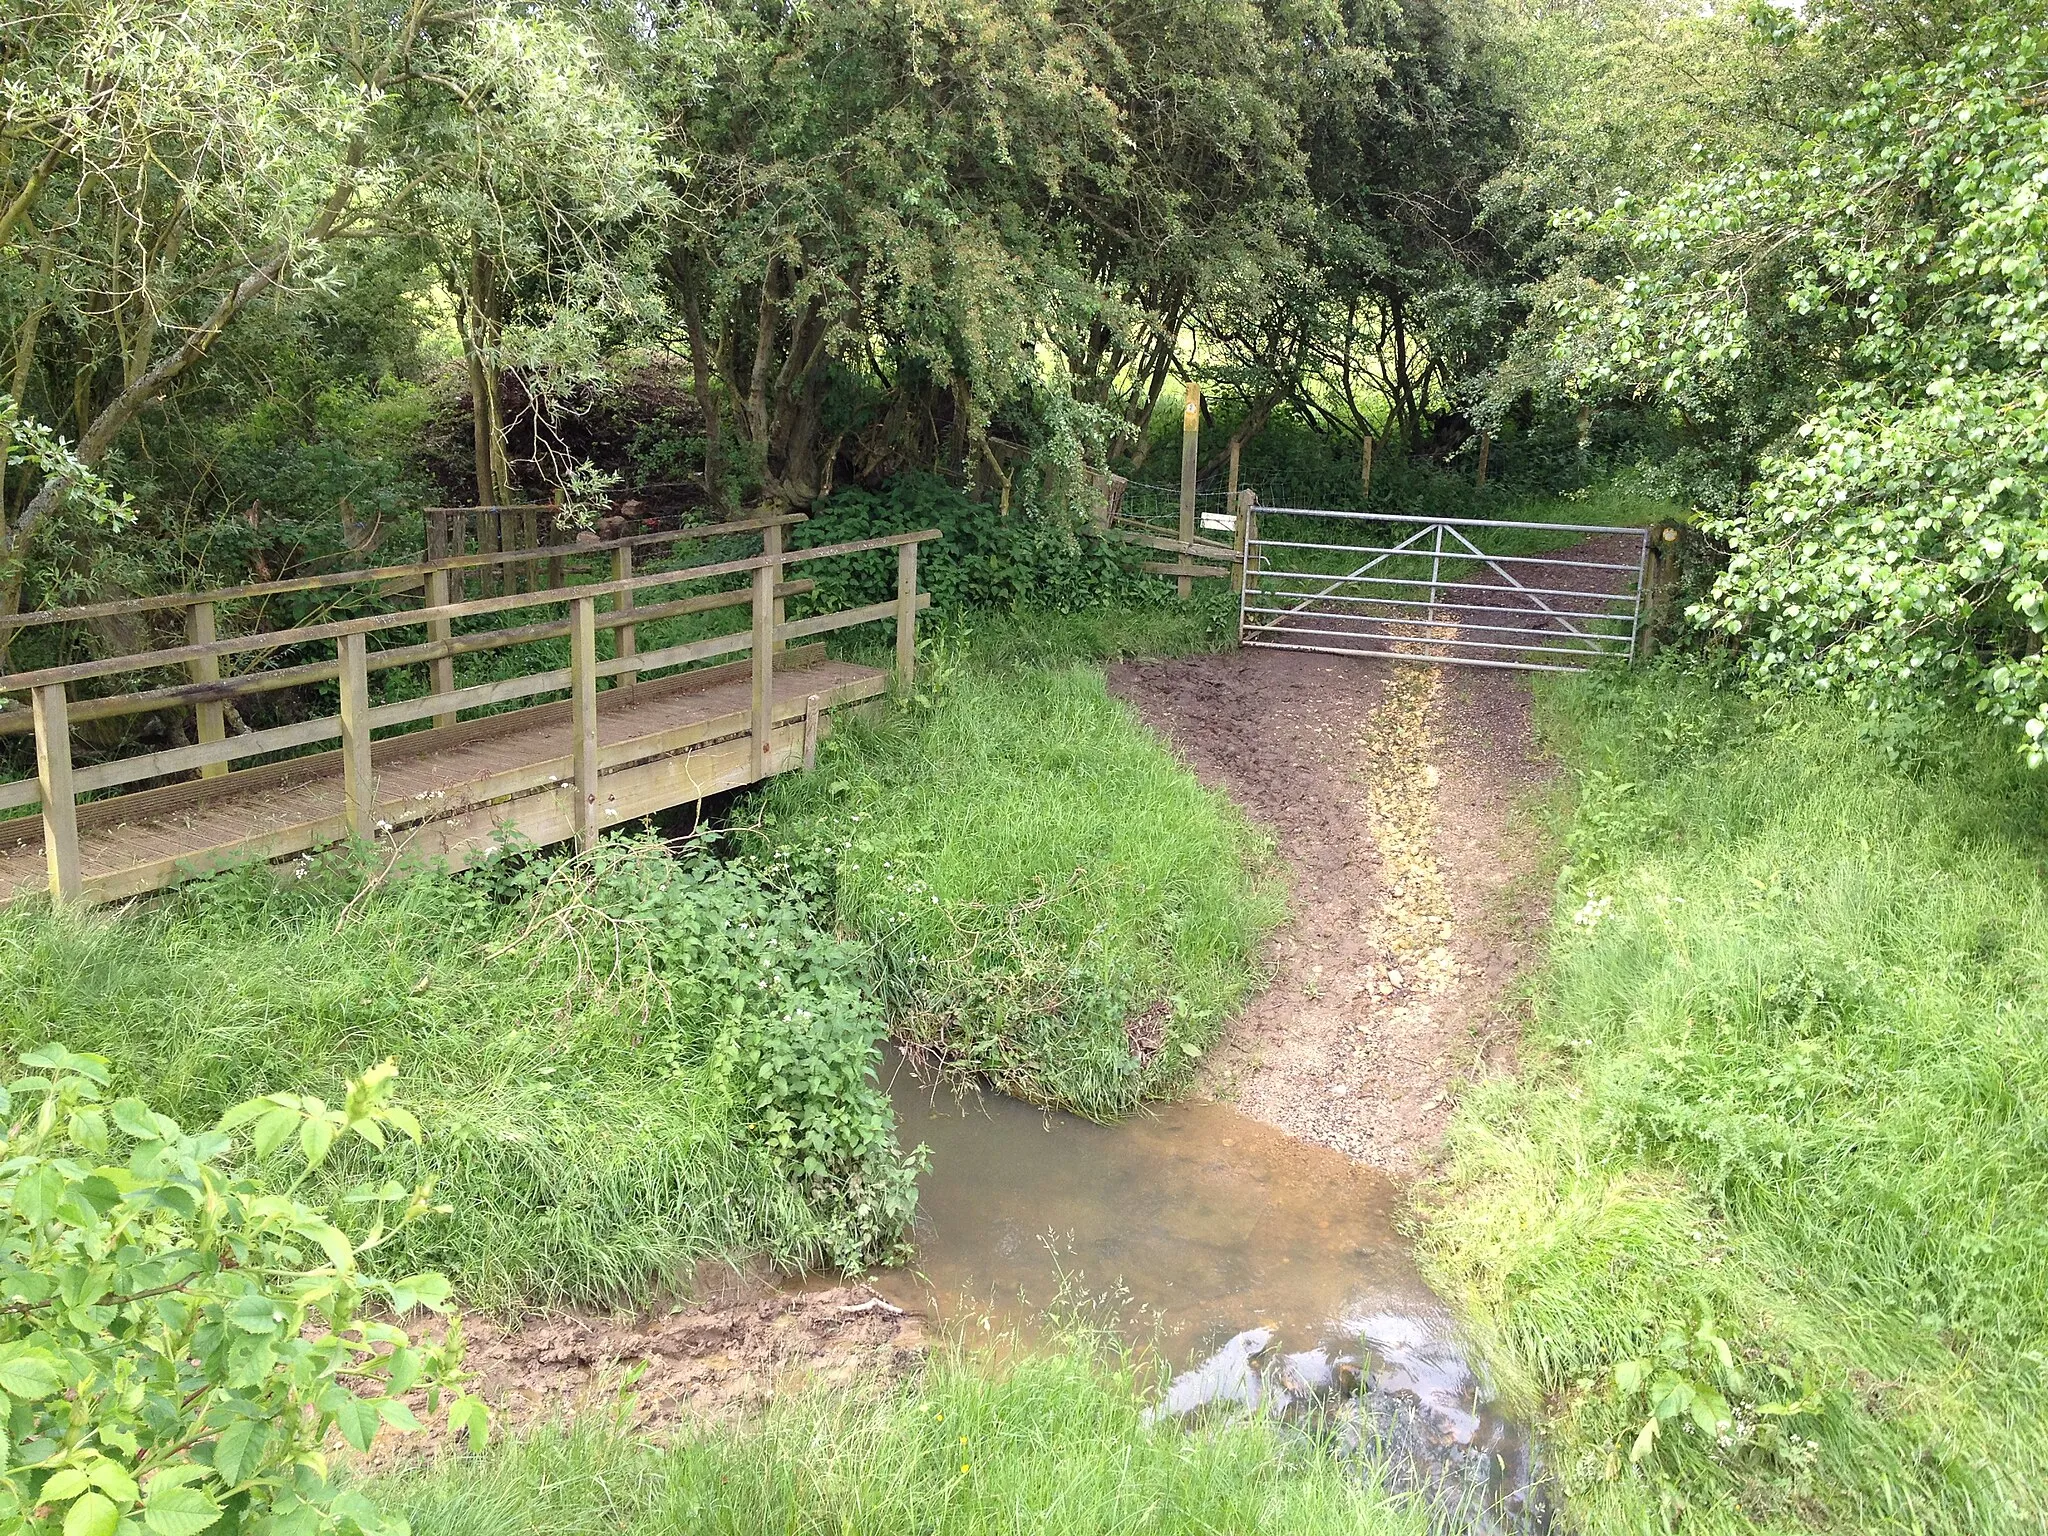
[0,1047,484,1536]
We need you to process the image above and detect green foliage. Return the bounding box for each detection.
[373,1334,1424,1536]
[754,653,1279,1120]
[795,474,1150,618]
[0,835,913,1309]
[1548,6,2048,758]
[1420,663,2048,1534]
[0,1047,482,1536]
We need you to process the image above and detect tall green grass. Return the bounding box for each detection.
[375,1338,1425,1536]
[0,836,913,1310]
[754,626,1280,1120]
[1420,665,2048,1534]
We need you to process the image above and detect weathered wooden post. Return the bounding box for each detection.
[336,631,375,840]
[1475,428,1491,488]
[895,539,919,694]
[611,544,638,695]
[1177,384,1201,599]
[1232,487,1254,596]
[1360,431,1375,497]
[570,595,601,850]
[546,489,567,593]
[765,519,786,653]
[424,569,457,729]
[751,552,776,779]
[32,683,80,903]
[184,601,227,778]
[802,693,822,771]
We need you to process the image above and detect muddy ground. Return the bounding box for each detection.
[1108,649,1555,1174]
[379,1277,925,1457]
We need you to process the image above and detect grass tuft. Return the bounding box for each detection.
[374,1336,1427,1536]
[0,835,912,1310]
[1420,663,2048,1534]
[754,643,1281,1121]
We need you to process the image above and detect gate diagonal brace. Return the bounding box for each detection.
[1443,524,1606,652]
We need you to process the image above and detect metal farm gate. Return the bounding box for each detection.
[1238,507,1650,673]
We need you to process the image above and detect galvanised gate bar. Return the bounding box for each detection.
[1239,506,1650,672]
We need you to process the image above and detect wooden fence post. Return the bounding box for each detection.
[184,601,227,779]
[611,545,637,695]
[546,490,566,593]
[895,540,919,694]
[425,569,457,729]
[1360,432,1375,497]
[751,555,775,780]
[802,693,821,771]
[32,683,80,903]
[336,632,375,840]
[570,595,601,850]
[1177,384,1201,600]
[1475,428,1491,488]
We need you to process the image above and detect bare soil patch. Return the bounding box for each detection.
[1108,646,1555,1175]
[380,1277,924,1458]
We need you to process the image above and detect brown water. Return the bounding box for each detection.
[870,1051,1446,1358]
[867,1053,1549,1533]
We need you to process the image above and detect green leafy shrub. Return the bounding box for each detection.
[794,474,1152,618]
[0,1047,481,1536]
[755,662,1279,1120]
[0,835,914,1310]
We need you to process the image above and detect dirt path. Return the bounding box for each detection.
[1108,649,1555,1176]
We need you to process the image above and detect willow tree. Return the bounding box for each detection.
[0,0,657,622]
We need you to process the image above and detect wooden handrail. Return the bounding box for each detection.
[4,528,933,896]
[0,514,807,636]
[0,580,818,736]
[0,529,940,696]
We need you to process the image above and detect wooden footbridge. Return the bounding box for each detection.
[0,515,934,905]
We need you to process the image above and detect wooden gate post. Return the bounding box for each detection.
[184,601,227,778]
[570,595,601,849]
[1177,384,1201,600]
[32,683,80,903]
[336,632,376,840]
[751,556,775,779]
[424,569,457,729]
[1232,488,1254,596]
[611,544,638,695]
[895,539,919,694]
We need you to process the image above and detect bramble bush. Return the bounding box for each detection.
[0,1047,483,1536]
[794,473,1153,619]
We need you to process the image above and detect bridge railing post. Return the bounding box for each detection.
[184,601,228,779]
[32,683,80,904]
[765,520,786,654]
[751,554,775,780]
[895,539,919,695]
[424,569,457,729]
[336,632,376,840]
[570,595,601,850]
[611,544,637,695]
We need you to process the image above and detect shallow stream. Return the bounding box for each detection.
[865,1052,1550,1533]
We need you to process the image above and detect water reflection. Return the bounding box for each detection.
[868,1052,1549,1533]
